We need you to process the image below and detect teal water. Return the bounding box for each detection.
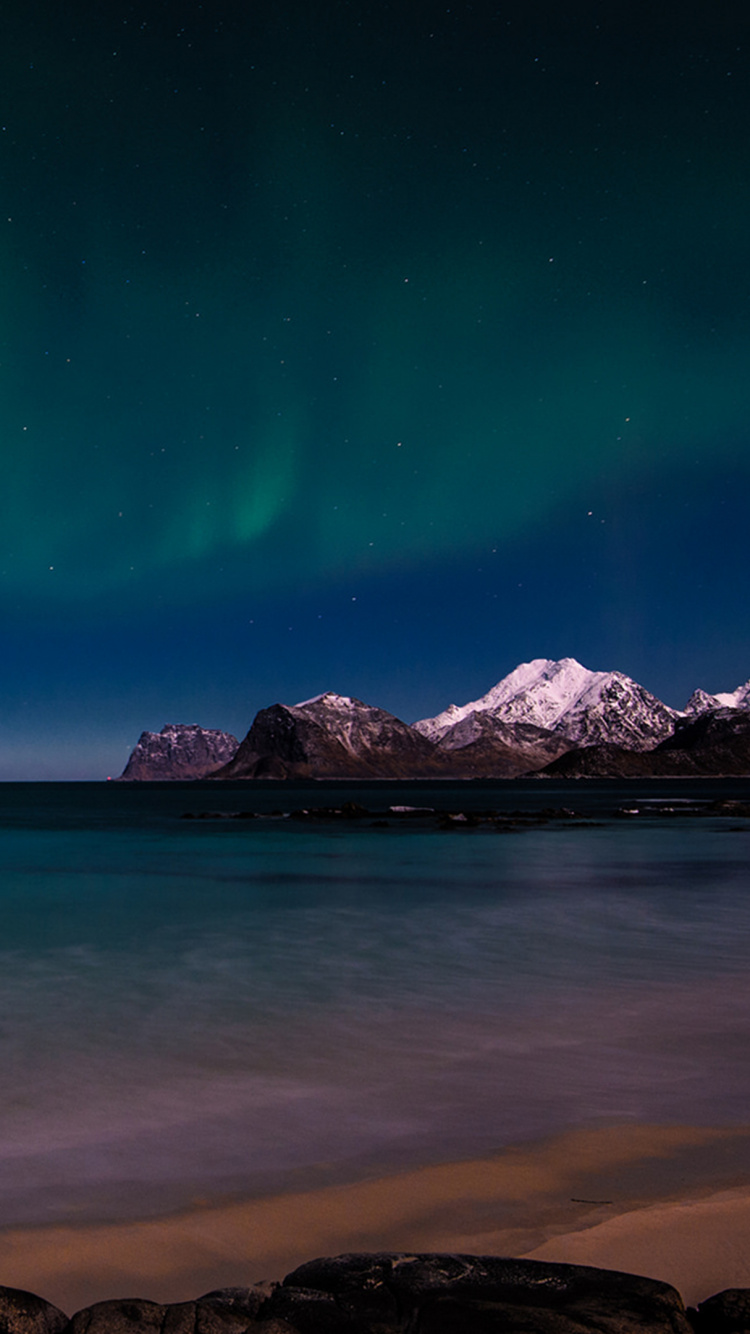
[0,779,749,1227]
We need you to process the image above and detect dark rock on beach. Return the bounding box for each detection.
[65,1298,165,1334]
[65,1288,277,1334]
[0,1287,67,1334]
[689,1287,750,1332]
[197,1286,278,1320]
[275,1254,694,1334]
[7,1256,750,1334]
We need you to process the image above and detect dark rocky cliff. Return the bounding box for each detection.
[213,698,447,779]
[540,711,750,778]
[433,716,574,777]
[119,724,239,780]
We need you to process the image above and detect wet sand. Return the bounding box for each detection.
[3,1123,750,1315]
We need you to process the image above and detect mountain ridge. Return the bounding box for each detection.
[213,694,446,780]
[118,660,750,780]
[542,709,750,778]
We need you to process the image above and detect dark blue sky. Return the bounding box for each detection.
[1,0,749,777]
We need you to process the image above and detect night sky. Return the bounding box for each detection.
[2,1,749,777]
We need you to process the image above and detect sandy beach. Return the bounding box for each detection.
[3,1123,750,1315]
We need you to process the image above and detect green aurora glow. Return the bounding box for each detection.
[0,1,749,773]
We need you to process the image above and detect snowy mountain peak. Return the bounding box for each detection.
[414,658,606,742]
[414,657,679,752]
[685,678,750,713]
[684,688,722,715]
[294,691,356,710]
[291,692,369,754]
[713,678,750,709]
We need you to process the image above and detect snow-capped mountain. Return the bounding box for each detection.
[214,692,444,780]
[684,677,750,713]
[119,724,239,781]
[684,688,723,715]
[119,661,750,780]
[414,657,679,753]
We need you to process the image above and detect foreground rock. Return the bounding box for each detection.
[272,1254,693,1334]
[0,1286,67,1334]
[63,1287,274,1334]
[119,725,239,781]
[0,1255,728,1334]
[691,1288,750,1332]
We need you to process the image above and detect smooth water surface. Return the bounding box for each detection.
[0,779,749,1226]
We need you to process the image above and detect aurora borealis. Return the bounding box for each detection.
[2,2,750,777]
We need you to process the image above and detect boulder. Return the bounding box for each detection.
[277,1253,693,1334]
[0,1287,67,1334]
[689,1287,750,1332]
[67,1288,276,1334]
[65,1300,166,1334]
[0,1256,739,1334]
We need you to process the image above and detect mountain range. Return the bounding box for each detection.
[118,658,750,781]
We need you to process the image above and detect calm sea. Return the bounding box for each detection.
[0,778,749,1227]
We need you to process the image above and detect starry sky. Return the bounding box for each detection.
[2,0,749,777]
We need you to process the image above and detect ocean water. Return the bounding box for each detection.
[1,778,749,1227]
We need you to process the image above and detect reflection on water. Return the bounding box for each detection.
[0,779,748,1225]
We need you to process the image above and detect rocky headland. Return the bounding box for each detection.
[119,725,239,781]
